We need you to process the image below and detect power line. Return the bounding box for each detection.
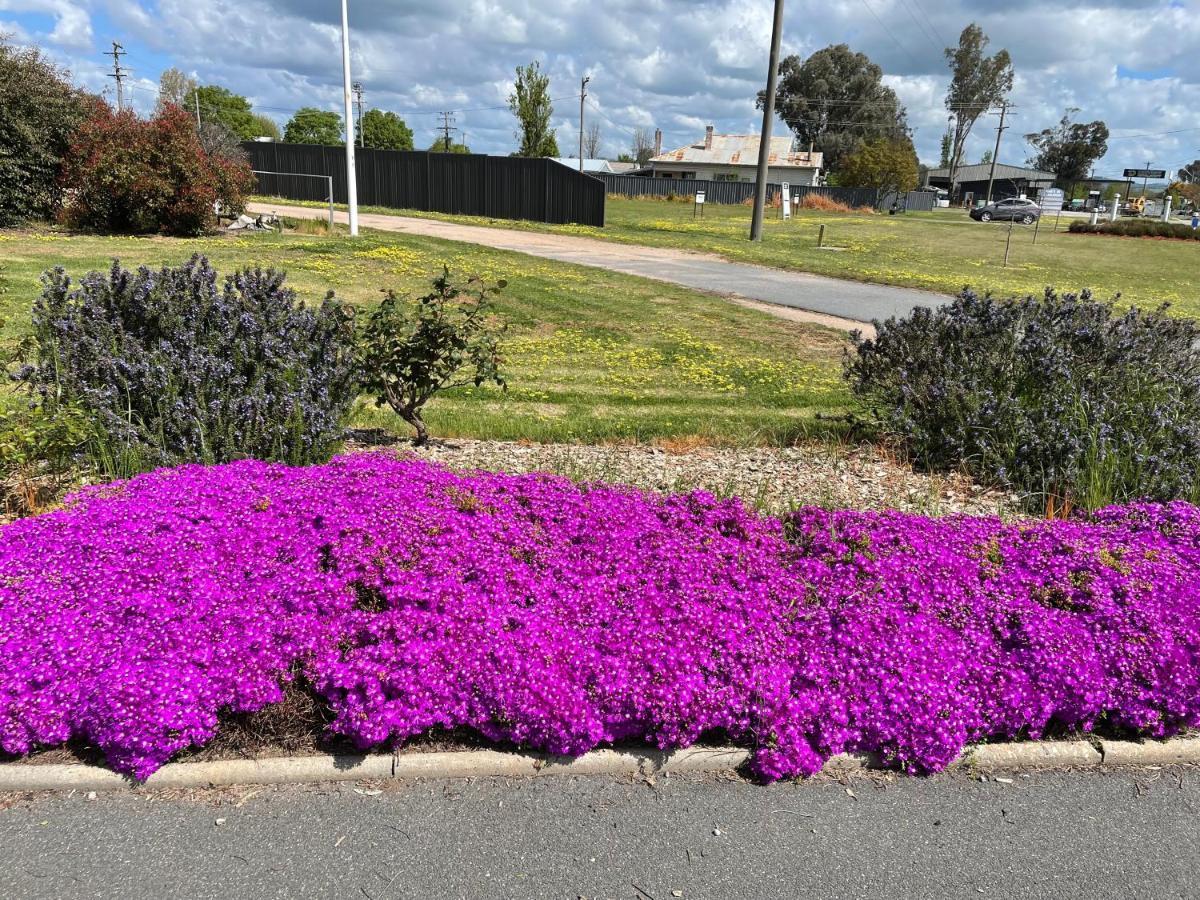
[896,0,942,53]
[907,0,948,46]
[856,0,923,69]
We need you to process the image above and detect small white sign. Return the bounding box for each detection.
[695,190,706,204]
[1040,187,1065,210]
[781,182,791,219]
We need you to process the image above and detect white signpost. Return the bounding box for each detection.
[781,182,791,220]
[1040,187,1065,236]
[694,189,706,219]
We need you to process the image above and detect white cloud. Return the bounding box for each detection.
[8,0,1198,171]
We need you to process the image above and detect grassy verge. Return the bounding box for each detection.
[0,225,851,446]
[258,195,1200,318]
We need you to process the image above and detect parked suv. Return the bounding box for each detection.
[969,197,1042,224]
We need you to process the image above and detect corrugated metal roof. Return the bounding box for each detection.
[549,157,618,173]
[926,163,1057,183]
[651,133,822,169]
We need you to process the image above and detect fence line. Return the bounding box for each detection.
[242,143,606,227]
[593,173,879,208]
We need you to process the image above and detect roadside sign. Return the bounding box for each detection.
[781,182,791,219]
[693,189,705,219]
[1040,187,1065,211]
[1123,168,1166,178]
[695,190,705,204]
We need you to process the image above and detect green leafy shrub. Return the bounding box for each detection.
[1069,218,1200,241]
[58,103,255,236]
[359,268,507,444]
[0,402,92,516]
[846,287,1200,513]
[0,37,93,226]
[15,255,358,474]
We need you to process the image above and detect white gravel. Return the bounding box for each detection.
[383,438,1016,517]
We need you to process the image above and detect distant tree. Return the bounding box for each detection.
[198,120,248,163]
[582,122,601,158]
[1026,110,1109,185]
[248,113,280,141]
[631,128,655,165]
[428,137,470,154]
[840,136,920,196]
[944,24,1013,190]
[1027,109,1108,187]
[979,149,993,165]
[284,107,343,145]
[508,60,559,157]
[938,127,953,168]
[616,152,634,163]
[360,109,413,150]
[194,85,259,140]
[157,67,196,112]
[760,44,908,176]
[0,35,94,225]
[1167,180,1200,207]
[1178,160,1200,183]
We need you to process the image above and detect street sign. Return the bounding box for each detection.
[1039,187,1065,211]
[693,189,705,219]
[1123,168,1166,178]
[694,190,706,204]
[781,182,791,220]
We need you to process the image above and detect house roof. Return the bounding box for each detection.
[549,157,618,174]
[651,133,822,170]
[926,163,1057,184]
[606,161,639,174]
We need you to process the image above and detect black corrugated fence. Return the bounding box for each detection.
[241,142,606,227]
[595,173,879,208]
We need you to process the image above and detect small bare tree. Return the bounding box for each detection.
[583,122,601,159]
[632,128,655,166]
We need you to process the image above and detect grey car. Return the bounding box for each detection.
[969,197,1042,224]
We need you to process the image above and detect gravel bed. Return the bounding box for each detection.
[376,438,1017,518]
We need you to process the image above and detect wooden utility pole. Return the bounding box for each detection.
[106,42,127,112]
[352,82,364,148]
[984,101,1008,204]
[578,76,591,173]
[750,0,785,242]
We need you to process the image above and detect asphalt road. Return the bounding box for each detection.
[3,767,1197,899]
[248,202,941,328]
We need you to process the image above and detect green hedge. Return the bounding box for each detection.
[1068,218,1200,240]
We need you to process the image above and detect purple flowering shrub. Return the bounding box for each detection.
[2,453,1199,780]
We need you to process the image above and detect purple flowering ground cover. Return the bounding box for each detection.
[1,453,1199,781]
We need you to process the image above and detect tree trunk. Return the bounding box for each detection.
[399,408,429,446]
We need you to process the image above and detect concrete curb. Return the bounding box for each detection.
[3,736,1199,793]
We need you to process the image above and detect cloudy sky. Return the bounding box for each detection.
[2,0,1198,174]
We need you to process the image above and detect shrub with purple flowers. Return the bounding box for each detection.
[14,255,358,474]
[2,453,1199,780]
[846,287,1200,513]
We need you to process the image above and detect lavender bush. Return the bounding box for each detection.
[15,256,358,473]
[847,287,1200,512]
[2,454,1199,780]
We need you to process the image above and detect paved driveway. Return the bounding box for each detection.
[248,203,944,330]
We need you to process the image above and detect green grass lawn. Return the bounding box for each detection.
[270,196,1200,318]
[0,225,851,446]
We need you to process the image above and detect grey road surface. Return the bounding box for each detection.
[247,202,942,327]
[3,768,1197,899]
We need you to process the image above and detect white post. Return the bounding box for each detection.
[1162,195,1173,222]
[1110,195,1120,222]
[340,0,359,236]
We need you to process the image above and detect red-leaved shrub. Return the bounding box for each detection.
[59,102,255,236]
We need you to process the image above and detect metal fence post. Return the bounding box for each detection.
[327,176,334,231]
